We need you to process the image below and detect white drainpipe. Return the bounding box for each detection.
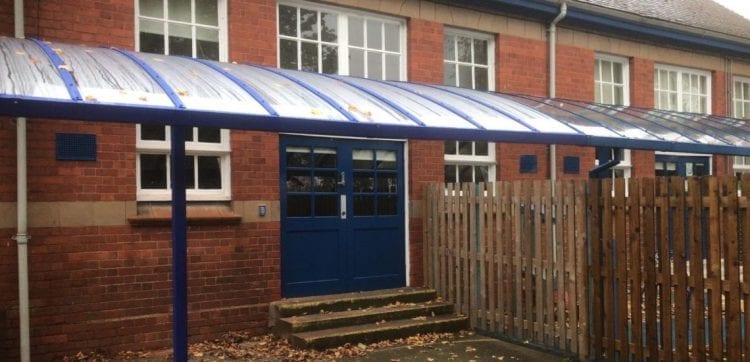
[549,2,567,190]
[14,0,30,361]
[548,2,566,263]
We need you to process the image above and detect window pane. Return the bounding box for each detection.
[595,84,602,103]
[354,195,375,215]
[197,156,221,189]
[475,166,488,183]
[445,164,456,183]
[474,67,488,91]
[376,150,397,169]
[473,39,488,65]
[141,124,165,140]
[315,195,337,216]
[185,155,195,189]
[475,141,488,156]
[314,171,337,192]
[286,170,311,192]
[287,147,310,167]
[602,83,613,104]
[353,149,373,169]
[197,127,220,143]
[140,154,167,189]
[614,86,623,105]
[444,63,456,86]
[349,48,365,77]
[367,51,382,80]
[195,0,218,26]
[384,22,399,52]
[322,45,338,74]
[744,83,750,100]
[140,0,163,18]
[594,60,601,81]
[377,174,397,192]
[301,41,318,72]
[278,5,297,37]
[601,61,612,82]
[367,19,382,50]
[457,36,471,62]
[444,141,456,155]
[458,64,472,89]
[458,141,472,155]
[313,148,336,168]
[459,165,473,183]
[745,102,750,118]
[168,23,192,56]
[139,19,165,54]
[168,0,190,22]
[700,76,707,94]
[287,195,311,217]
[300,8,317,40]
[444,35,455,61]
[377,195,397,215]
[184,127,194,141]
[385,54,399,81]
[669,72,677,91]
[354,172,375,192]
[196,27,219,60]
[348,17,364,47]
[613,62,623,83]
[321,12,337,42]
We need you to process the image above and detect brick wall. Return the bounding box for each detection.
[407,18,443,83]
[26,120,135,202]
[231,131,279,201]
[556,44,595,101]
[229,0,276,66]
[0,0,12,36]
[0,120,15,202]
[23,0,133,48]
[496,143,550,181]
[631,58,655,108]
[631,150,655,178]
[498,34,547,97]
[1,223,279,360]
[713,70,728,117]
[556,145,594,179]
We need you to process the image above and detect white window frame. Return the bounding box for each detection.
[733,76,750,119]
[134,0,232,201]
[594,53,630,106]
[135,0,229,60]
[443,27,496,91]
[444,141,496,184]
[654,64,712,114]
[136,127,232,201]
[277,0,407,81]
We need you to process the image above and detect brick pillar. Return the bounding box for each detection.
[405,18,444,287]
[712,70,728,117]
[229,0,276,65]
[497,34,547,96]
[631,150,655,178]
[556,44,594,101]
[631,58,655,109]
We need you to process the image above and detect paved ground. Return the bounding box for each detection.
[342,334,569,361]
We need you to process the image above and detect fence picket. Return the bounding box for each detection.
[741,175,750,359]
[614,178,628,359]
[627,178,643,361]
[687,177,706,359]
[589,179,603,357]
[722,177,741,362]
[656,178,673,361]
[706,177,722,360]
[671,177,688,360]
[641,179,659,361]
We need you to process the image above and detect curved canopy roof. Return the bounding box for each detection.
[2,36,750,155]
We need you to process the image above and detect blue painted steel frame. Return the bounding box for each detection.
[30,38,82,101]
[170,126,188,362]
[3,95,750,155]
[112,48,185,109]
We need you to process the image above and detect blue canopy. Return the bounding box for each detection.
[2,36,750,155]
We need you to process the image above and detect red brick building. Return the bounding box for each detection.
[1,0,750,358]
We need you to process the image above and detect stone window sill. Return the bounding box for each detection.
[128,202,241,226]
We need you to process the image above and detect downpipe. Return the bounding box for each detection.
[548,3,566,265]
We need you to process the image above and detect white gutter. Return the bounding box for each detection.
[14,0,30,361]
[549,2,566,264]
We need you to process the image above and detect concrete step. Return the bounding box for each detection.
[275,301,454,336]
[269,287,436,322]
[289,314,468,349]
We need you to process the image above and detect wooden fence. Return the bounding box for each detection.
[423,180,589,358]
[423,176,750,361]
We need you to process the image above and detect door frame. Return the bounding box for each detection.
[655,152,712,176]
[279,134,412,292]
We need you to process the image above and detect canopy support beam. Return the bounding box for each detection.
[170,125,188,361]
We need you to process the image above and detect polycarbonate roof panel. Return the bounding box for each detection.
[656,111,750,146]
[216,62,346,121]
[505,95,621,137]
[4,37,750,156]
[274,69,416,125]
[335,76,478,129]
[567,101,696,144]
[436,86,578,134]
[50,42,173,106]
[0,37,69,99]
[393,82,531,132]
[624,108,729,145]
[132,53,269,114]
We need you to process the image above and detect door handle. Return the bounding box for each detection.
[337,171,346,187]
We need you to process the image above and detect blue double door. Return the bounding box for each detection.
[280,136,406,297]
[655,155,710,177]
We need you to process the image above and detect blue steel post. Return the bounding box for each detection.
[170,125,188,361]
